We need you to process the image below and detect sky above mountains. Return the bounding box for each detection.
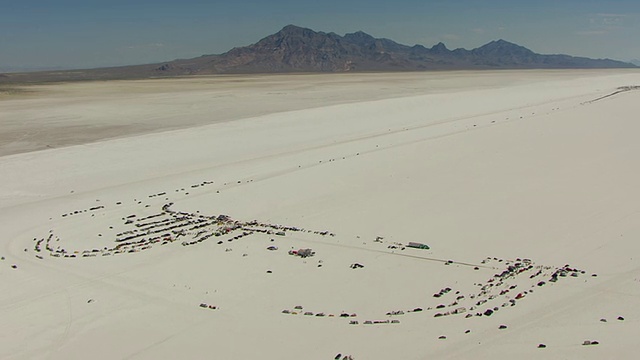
[1,0,639,71]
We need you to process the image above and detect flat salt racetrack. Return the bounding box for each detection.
[1,70,639,360]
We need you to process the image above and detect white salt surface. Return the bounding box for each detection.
[1,70,640,359]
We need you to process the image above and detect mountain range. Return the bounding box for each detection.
[1,25,635,83]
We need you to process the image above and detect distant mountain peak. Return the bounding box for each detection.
[473,39,535,58]
[343,30,377,45]
[478,39,526,49]
[431,42,449,53]
[492,39,514,45]
[280,24,310,32]
[274,24,320,38]
[346,30,374,38]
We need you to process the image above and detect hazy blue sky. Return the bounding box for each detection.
[1,0,639,71]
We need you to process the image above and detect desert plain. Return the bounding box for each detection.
[1,70,640,359]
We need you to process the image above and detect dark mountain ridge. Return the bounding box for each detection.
[1,25,635,84]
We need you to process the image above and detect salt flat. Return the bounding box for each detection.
[0,70,630,157]
[1,70,640,360]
